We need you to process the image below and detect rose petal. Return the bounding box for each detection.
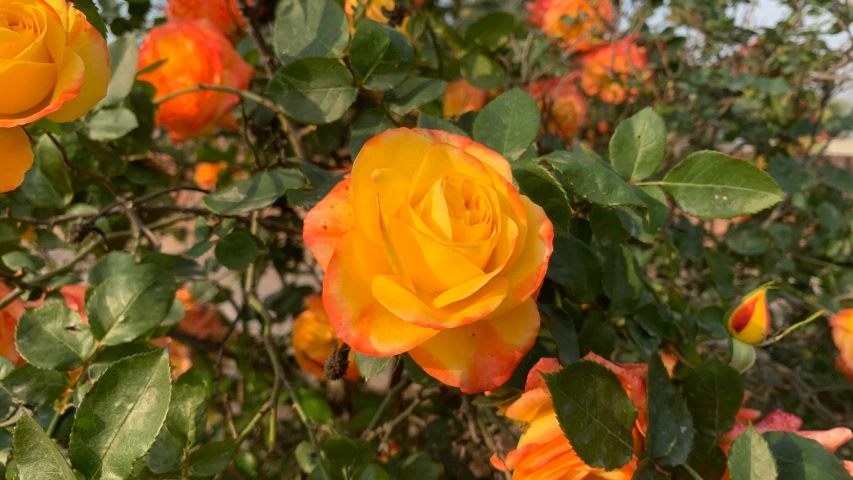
[304,177,357,271]
[0,127,34,193]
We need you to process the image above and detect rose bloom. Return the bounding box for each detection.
[579,37,650,104]
[491,354,646,479]
[727,288,771,345]
[137,19,253,143]
[165,0,245,41]
[525,77,588,143]
[345,0,412,34]
[526,0,613,51]
[292,295,359,381]
[303,128,554,393]
[443,79,490,118]
[830,309,853,382]
[194,161,228,190]
[0,0,110,193]
[176,288,230,343]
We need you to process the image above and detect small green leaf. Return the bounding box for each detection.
[148,429,183,475]
[86,263,177,345]
[189,441,235,477]
[88,252,137,285]
[764,431,850,480]
[513,160,571,232]
[472,89,540,161]
[353,463,392,480]
[673,433,730,480]
[69,350,172,480]
[267,58,358,125]
[350,19,414,91]
[350,108,395,158]
[204,168,306,215]
[16,300,95,371]
[683,357,744,436]
[601,245,644,315]
[633,459,668,480]
[545,151,644,207]
[273,0,349,63]
[401,453,442,480]
[417,114,467,136]
[660,151,784,219]
[13,414,76,480]
[728,425,778,480]
[354,352,393,379]
[19,136,73,209]
[646,354,693,465]
[609,107,667,181]
[2,364,68,407]
[88,108,139,141]
[461,52,506,90]
[215,230,260,271]
[539,305,580,364]
[547,233,601,303]
[385,77,447,115]
[99,34,139,107]
[544,360,637,470]
[465,12,515,50]
[167,371,208,448]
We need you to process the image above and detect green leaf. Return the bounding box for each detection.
[350,108,395,158]
[646,354,693,465]
[99,34,139,107]
[385,77,447,115]
[354,352,393,380]
[633,459,668,480]
[69,350,172,480]
[2,364,68,407]
[465,12,515,50]
[610,107,667,181]
[298,389,334,423]
[273,0,349,63]
[215,229,260,271]
[88,108,139,141]
[461,52,506,90]
[728,425,778,480]
[148,429,183,475]
[539,305,580,364]
[472,89,540,161]
[267,58,358,124]
[70,0,107,37]
[353,463,392,480]
[86,263,177,345]
[764,431,851,480]
[323,436,372,470]
[512,160,571,232]
[288,161,345,208]
[204,168,306,215]
[2,252,45,273]
[673,433,729,480]
[545,151,644,207]
[417,114,467,136]
[547,233,601,303]
[13,414,76,480]
[15,300,95,371]
[351,19,414,91]
[616,185,668,244]
[88,252,137,285]
[189,441,235,477]
[167,371,208,448]
[19,136,73,209]
[683,357,744,436]
[601,245,644,315]
[660,151,784,219]
[544,360,638,470]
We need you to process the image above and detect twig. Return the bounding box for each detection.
[362,375,410,438]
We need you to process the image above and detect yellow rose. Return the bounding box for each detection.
[303,128,554,393]
[0,0,111,192]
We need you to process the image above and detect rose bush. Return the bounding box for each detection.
[0,0,850,479]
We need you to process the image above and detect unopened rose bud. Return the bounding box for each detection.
[727,288,771,345]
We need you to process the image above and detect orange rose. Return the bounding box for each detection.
[137,19,253,143]
[726,288,771,345]
[194,161,228,190]
[721,409,853,455]
[526,0,613,51]
[345,0,411,34]
[292,295,359,381]
[176,288,230,343]
[443,79,490,118]
[830,310,853,381]
[0,0,110,193]
[491,355,643,479]
[303,128,554,393]
[0,284,26,365]
[525,77,588,143]
[165,0,246,41]
[580,37,650,104]
[151,337,193,379]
